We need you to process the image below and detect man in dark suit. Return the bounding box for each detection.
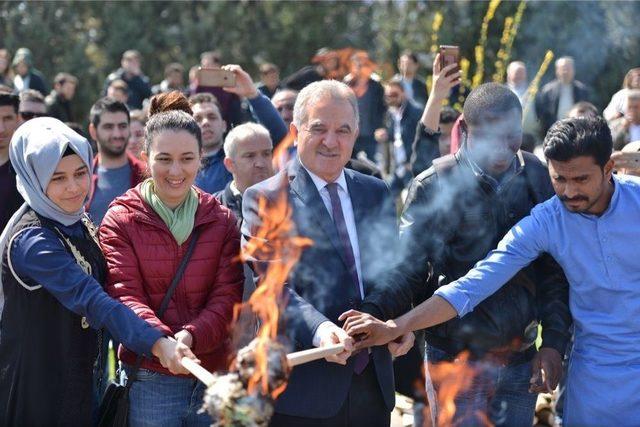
[375,77,422,194]
[242,80,413,426]
[536,56,590,136]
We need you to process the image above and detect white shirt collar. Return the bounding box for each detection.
[300,161,348,194]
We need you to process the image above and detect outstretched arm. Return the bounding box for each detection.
[342,207,551,349]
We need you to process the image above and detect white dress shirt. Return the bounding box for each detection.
[557,83,574,120]
[300,163,366,347]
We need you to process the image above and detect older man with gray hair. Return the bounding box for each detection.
[215,122,274,225]
[536,56,590,136]
[242,79,412,426]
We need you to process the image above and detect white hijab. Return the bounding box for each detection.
[0,118,93,320]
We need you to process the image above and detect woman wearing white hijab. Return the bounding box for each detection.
[0,118,197,426]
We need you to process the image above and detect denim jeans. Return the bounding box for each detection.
[425,346,536,427]
[124,366,210,427]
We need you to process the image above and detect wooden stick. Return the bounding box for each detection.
[181,357,216,386]
[286,343,345,367]
[183,343,346,387]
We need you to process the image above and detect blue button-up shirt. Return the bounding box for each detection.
[435,174,640,426]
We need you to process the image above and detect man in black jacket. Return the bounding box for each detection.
[103,50,151,110]
[536,56,590,136]
[347,82,571,426]
[45,73,77,123]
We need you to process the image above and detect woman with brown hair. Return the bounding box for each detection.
[100,91,244,426]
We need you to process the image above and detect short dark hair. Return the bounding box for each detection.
[568,101,598,118]
[53,72,78,86]
[90,97,130,127]
[400,50,418,64]
[144,110,202,154]
[0,91,19,114]
[19,89,45,104]
[188,92,221,110]
[440,106,460,124]
[543,116,612,168]
[463,83,522,127]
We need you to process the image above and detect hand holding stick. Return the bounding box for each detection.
[181,343,346,384]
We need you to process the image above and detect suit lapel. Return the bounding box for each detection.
[288,160,348,267]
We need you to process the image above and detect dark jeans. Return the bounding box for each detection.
[124,366,210,427]
[270,363,390,427]
[425,346,536,427]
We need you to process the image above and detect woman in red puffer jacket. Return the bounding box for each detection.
[99,104,243,427]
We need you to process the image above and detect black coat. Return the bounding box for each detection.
[46,91,74,123]
[381,101,422,176]
[535,79,590,136]
[367,149,572,360]
[242,158,401,418]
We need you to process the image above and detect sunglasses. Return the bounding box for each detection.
[20,111,47,120]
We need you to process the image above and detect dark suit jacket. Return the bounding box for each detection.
[535,79,590,136]
[241,158,400,418]
[381,101,422,176]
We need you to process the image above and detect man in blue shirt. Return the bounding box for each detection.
[342,116,640,426]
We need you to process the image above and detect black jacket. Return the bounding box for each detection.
[535,79,590,136]
[381,101,422,176]
[367,149,572,360]
[45,91,74,123]
[103,68,152,110]
[214,181,243,228]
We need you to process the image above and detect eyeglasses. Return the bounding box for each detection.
[20,111,47,120]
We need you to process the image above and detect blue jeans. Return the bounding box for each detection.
[125,366,210,427]
[425,346,536,427]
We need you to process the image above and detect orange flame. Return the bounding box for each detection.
[424,352,493,427]
[239,178,312,398]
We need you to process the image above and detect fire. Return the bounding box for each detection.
[423,352,493,427]
[239,178,312,399]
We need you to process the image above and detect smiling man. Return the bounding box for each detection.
[242,80,410,426]
[343,116,640,426]
[86,97,145,225]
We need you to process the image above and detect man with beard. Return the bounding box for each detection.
[188,93,232,194]
[342,117,640,426]
[86,97,145,224]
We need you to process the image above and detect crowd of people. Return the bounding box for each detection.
[0,43,639,427]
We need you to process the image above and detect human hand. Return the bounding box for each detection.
[529,347,563,393]
[152,337,200,375]
[316,324,354,365]
[431,53,461,101]
[174,329,194,348]
[374,128,389,144]
[388,332,415,358]
[221,64,259,99]
[339,310,402,351]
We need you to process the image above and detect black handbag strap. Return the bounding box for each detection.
[126,229,201,386]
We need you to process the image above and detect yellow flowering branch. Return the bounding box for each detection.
[523,50,554,118]
[430,12,444,54]
[472,0,501,88]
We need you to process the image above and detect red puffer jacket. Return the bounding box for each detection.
[99,185,244,375]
